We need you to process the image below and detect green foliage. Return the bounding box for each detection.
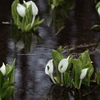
[46,46,100,89]
[0,59,16,100]
[72,59,82,88]
[78,50,91,67]
[11,0,19,25]
[96,2,100,10]
[11,0,44,32]
[82,63,94,86]
[92,2,100,29]
[95,70,100,84]
[52,47,64,83]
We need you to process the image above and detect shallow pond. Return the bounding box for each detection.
[0,0,100,100]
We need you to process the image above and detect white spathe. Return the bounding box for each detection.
[23,1,38,16]
[17,0,38,26]
[45,59,53,76]
[17,4,26,17]
[58,57,69,73]
[98,7,100,15]
[80,68,89,80]
[45,59,56,84]
[0,63,6,75]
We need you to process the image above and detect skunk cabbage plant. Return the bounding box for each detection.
[45,59,56,84]
[0,59,16,100]
[45,47,99,89]
[11,0,44,32]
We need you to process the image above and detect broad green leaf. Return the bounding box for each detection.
[96,2,100,10]
[95,70,100,84]
[6,59,16,83]
[78,50,91,68]
[72,59,82,89]
[57,46,63,54]
[82,63,94,86]
[0,86,15,100]
[64,72,70,87]
[11,0,19,25]
[52,49,64,83]
[6,65,12,75]
[3,86,15,100]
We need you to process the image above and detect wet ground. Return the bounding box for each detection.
[0,0,100,100]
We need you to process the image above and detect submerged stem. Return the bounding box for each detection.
[79,79,82,89]
[61,73,64,84]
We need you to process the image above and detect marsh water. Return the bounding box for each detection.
[0,0,100,100]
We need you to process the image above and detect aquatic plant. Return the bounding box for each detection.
[11,0,44,32]
[0,59,16,100]
[45,59,56,84]
[92,2,100,29]
[45,47,100,89]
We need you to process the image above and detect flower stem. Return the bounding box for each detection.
[79,79,82,89]
[61,73,64,84]
[31,16,35,26]
[50,74,56,84]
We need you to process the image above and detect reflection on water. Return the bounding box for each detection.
[0,0,100,100]
[45,0,75,33]
[11,25,42,52]
[46,85,100,100]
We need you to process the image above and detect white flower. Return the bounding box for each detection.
[45,59,54,76]
[23,1,38,16]
[58,57,69,73]
[79,68,89,88]
[98,7,100,15]
[45,59,56,84]
[24,1,38,26]
[17,4,26,17]
[0,63,6,75]
[17,0,38,26]
[80,68,89,80]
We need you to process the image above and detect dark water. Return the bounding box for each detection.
[0,0,100,100]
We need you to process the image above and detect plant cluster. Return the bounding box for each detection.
[11,0,44,32]
[45,47,100,89]
[0,59,16,100]
[92,2,100,29]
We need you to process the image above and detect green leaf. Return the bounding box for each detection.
[0,81,13,99]
[52,49,64,83]
[11,0,20,25]
[25,24,32,32]
[64,72,70,87]
[34,18,44,26]
[57,46,63,54]
[72,59,82,89]
[6,65,13,75]
[0,86,15,100]
[95,70,100,84]
[82,62,94,86]
[4,86,15,100]
[0,71,4,89]
[96,2,100,10]
[91,25,100,29]
[78,50,91,68]
[6,59,16,83]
